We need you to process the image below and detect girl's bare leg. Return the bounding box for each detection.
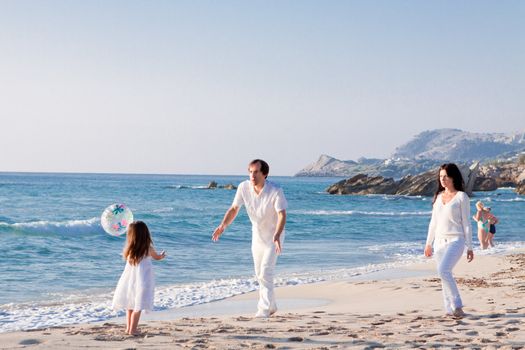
[126,309,132,334]
[129,310,142,335]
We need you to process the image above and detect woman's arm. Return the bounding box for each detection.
[460,193,473,252]
[425,204,437,256]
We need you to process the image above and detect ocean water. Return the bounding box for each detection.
[0,172,524,332]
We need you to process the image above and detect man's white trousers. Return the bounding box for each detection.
[252,242,279,314]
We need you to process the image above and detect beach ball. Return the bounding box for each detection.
[101,203,133,236]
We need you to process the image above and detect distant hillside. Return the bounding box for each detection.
[392,129,525,161]
[296,129,525,177]
[295,155,443,178]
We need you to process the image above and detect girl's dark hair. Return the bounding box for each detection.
[123,221,152,265]
[249,159,269,178]
[432,163,465,204]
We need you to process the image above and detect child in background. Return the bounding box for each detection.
[112,221,166,335]
[486,207,499,248]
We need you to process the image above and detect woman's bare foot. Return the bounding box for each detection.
[452,308,465,318]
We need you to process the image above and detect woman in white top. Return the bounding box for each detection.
[424,163,474,318]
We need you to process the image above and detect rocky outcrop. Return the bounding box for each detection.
[464,162,479,194]
[477,162,525,188]
[395,171,437,196]
[326,174,398,195]
[517,183,525,195]
[473,177,498,191]
[207,181,237,190]
[517,170,525,195]
[327,163,479,196]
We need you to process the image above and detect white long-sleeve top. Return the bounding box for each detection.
[426,191,473,250]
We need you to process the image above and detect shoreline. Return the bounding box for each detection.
[1,250,524,348]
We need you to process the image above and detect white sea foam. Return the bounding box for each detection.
[293,210,431,217]
[371,194,425,201]
[474,196,525,203]
[0,217,103,235]
[152,207,174,213]
[492,197,525,202]
[165,185,210,190]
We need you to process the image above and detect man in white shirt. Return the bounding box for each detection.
[212,159,287,318]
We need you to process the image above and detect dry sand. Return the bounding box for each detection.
[1,252,524,349]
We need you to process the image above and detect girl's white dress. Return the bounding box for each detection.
[112,256,154,311]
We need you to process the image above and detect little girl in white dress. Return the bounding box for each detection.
[112,221,165,335]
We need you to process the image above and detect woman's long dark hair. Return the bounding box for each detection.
[432,163,465,204]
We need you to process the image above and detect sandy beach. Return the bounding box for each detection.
[2,251,524,349]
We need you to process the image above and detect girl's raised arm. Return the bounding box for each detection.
[149,247,166,260]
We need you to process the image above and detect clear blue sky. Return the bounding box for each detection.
[1,0,523,175]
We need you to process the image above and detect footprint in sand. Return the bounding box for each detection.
[420,333,441,338]
[288,336,304,342]
[18,339,42,345]
[504,319,520,325]
[235,316,251,322]
[505,327,520,332]
[174,338,191,343]
[310,331,330,336]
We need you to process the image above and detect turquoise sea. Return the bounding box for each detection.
[1,172,524,332]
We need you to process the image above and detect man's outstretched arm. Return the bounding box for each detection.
[212,206,240,241]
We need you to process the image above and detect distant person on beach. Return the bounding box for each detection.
[473,201,498,249]
[474,201,491,249]
[112,221,166,335]
[424,163,474,318]
[212,159,287,318]
[486,207,499,248]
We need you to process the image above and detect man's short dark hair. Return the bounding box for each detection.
[249,159,269,178]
